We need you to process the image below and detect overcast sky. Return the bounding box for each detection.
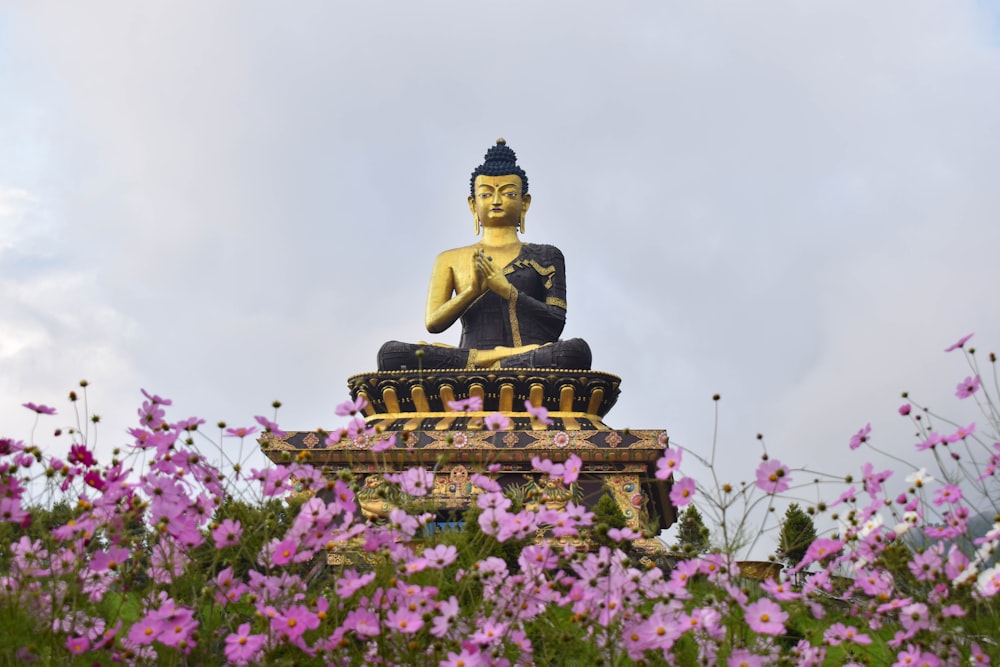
[3,2,1000,543]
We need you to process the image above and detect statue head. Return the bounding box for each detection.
[469,138,529,196]
[468,138,531,235]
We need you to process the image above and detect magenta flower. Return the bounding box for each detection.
[944,333,973,352]
[67,444,96,467]
[225,425,258,438]
[224,623,266,664]
[669,477,696,507]
[849,423,871,450]
[22,402,56,415]
[524,399,553,425]
[898,404,911,416]
[743,598,787,635]
[656,448,682,480]
[755,459,791,494]
[956,375,981,399]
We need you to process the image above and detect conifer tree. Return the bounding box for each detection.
[676,504,711,555]
[776,503,817,567]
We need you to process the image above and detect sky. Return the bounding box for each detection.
[3,1,1000,551]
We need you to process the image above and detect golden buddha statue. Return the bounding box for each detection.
[378,139,591,371]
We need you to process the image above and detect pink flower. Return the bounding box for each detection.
[442,649,486,667]
[224,623,266,664]
[948,422,975,442]
[254,415,287,438]
[423,544,458,568]
[371,433,396,452]
[944,333,973,352]
[386,608,424,634]
[212,519,243,548]
[531,456,565,480]
[22,402,56,415]
[801,538,843,566]
[956,375,981,399]
[669,477,696,507]
[755,459,791,493]
[898,404,911,416]
[343,608,381,638]
[336,569,376,599]
[562,454,582,484]
[141,388,173,405]
[656,448,682,480]
[65,636,90,655]
[448,396,483,412]
[607,527,643,542]
[225,425,258,438]
[484,412,512,431]
[824,622,872,646]
[524,399,553,425]
[932,484,963,506]
[271,605,320,639]
[728,650,764,667]
[391,467,435,496]
[744,598,787,635]
[335,396,368,416]
[849,423,871,450]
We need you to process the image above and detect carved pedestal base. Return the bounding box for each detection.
[260,369,674,557]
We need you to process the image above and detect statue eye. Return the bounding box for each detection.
[504,192,517,198]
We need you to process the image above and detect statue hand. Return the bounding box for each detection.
[476,251,512,296]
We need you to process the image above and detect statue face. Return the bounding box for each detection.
[468,174,530,229]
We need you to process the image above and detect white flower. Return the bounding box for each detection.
[904,468,933,487]
[975,564,1000,597]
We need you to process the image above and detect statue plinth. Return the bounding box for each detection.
[260,368,674,554]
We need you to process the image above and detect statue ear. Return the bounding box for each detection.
[468,195,480,236]
[522,194,531,213]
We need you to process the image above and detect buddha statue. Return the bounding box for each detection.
[378,139,591,371]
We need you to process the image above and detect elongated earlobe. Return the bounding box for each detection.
[474,215,481,236]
